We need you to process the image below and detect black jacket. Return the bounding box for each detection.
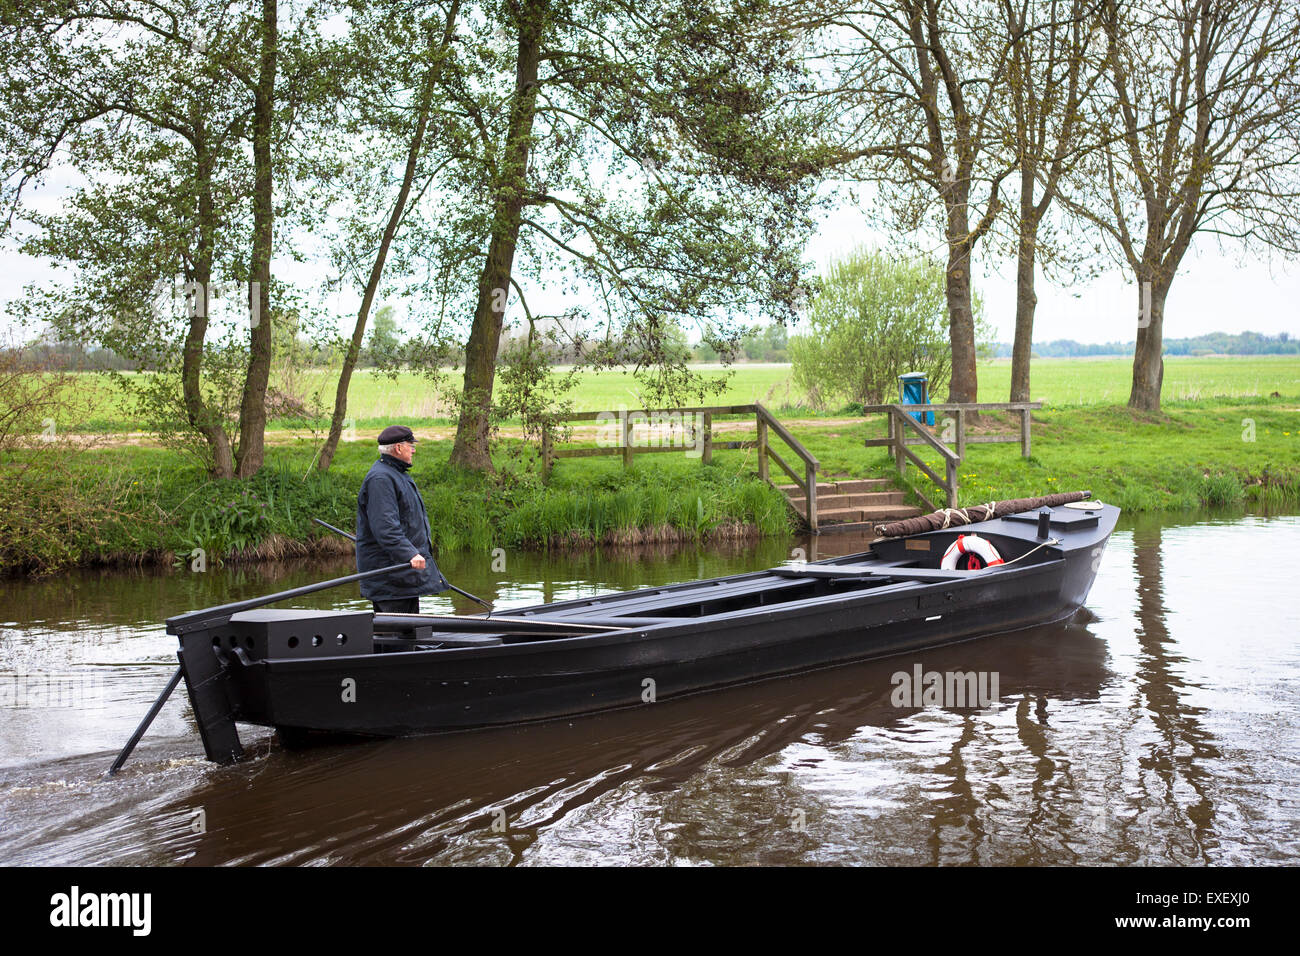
[355,455,449,600]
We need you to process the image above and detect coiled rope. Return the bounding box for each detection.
[935,503,996,529]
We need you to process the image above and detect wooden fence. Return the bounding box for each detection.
[540,403,823,529]
[540,401,1042,529]
[860,402,1043,511]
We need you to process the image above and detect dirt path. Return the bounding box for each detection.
[65,418,877,449]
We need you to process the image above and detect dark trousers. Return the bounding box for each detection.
[372,597,421,653]
[372,597,420,614]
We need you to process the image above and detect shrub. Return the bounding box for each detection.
[790,247,989,407]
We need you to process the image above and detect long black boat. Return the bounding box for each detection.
[160,493,1117,765]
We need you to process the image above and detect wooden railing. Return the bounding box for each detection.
[754,404,822,532]
[539,400,1039,529]
[860,402,1042,511]
[540,403,822,530]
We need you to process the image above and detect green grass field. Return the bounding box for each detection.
[976,356,1300,406]
[60,363,801,431]
[337,355,1299,419]
[53,355,1300,432]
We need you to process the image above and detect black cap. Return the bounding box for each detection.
[378,425,417,445]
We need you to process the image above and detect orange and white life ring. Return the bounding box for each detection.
[940,534,1003,571]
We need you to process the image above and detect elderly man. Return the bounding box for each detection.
[356,425,449,614]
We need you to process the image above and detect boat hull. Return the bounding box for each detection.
[196,504,1116,747]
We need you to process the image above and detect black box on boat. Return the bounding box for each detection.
[221,609,373,660]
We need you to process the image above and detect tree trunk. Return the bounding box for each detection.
[317,3,460,473]
[181,279,234,478]
[944,218,979,406]
[940,183,980,406]
[1010,210,1038,404]
[181,134,235,478]
[1128,274,1167,412]
[449,3,544,471]
[235,0,277,478]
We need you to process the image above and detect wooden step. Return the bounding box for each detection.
[776,477,918,529]
[816,504,923,524]
[816,507,869,523]
[830,479,894,494]
[776,478,893,496]
[787,491,904,510]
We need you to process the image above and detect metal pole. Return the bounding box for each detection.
[311,517,495,616]
[165,562,411,635]
[105,666,183,777]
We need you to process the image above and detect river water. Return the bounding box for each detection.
[0,511,1297,866]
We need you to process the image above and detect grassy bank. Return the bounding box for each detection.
[5,356,1298,575]
[538,398,1300,514]
[781,400,1300,513]
[4,396,1297,576]
[0,440,791,575]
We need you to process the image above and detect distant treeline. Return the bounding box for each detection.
[9,327,1297,371]
[2,341,138,370]
[4,322,790,370]
[990,331,1299,358]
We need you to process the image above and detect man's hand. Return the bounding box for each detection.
[410,554,427,570]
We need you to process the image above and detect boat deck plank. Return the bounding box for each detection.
[769,563,1055,583]
[526,573,818,621]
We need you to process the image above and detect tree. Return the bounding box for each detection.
[240,0,278,477]
[365,305,402,367]
[998,0,1104,403]
[1,0,336,475]
[812,0,1018,405]
[2,0,253,475]
[315,0,461,472]
[789,247,963,408]
[692,334,721,362]
[1065,0,1300,411]
[405,0,825,471]
[740,321,788,361]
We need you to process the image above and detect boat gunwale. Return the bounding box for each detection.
[505,510,1114,620]
[256,551,1071,672]
[239,504,1118,672]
